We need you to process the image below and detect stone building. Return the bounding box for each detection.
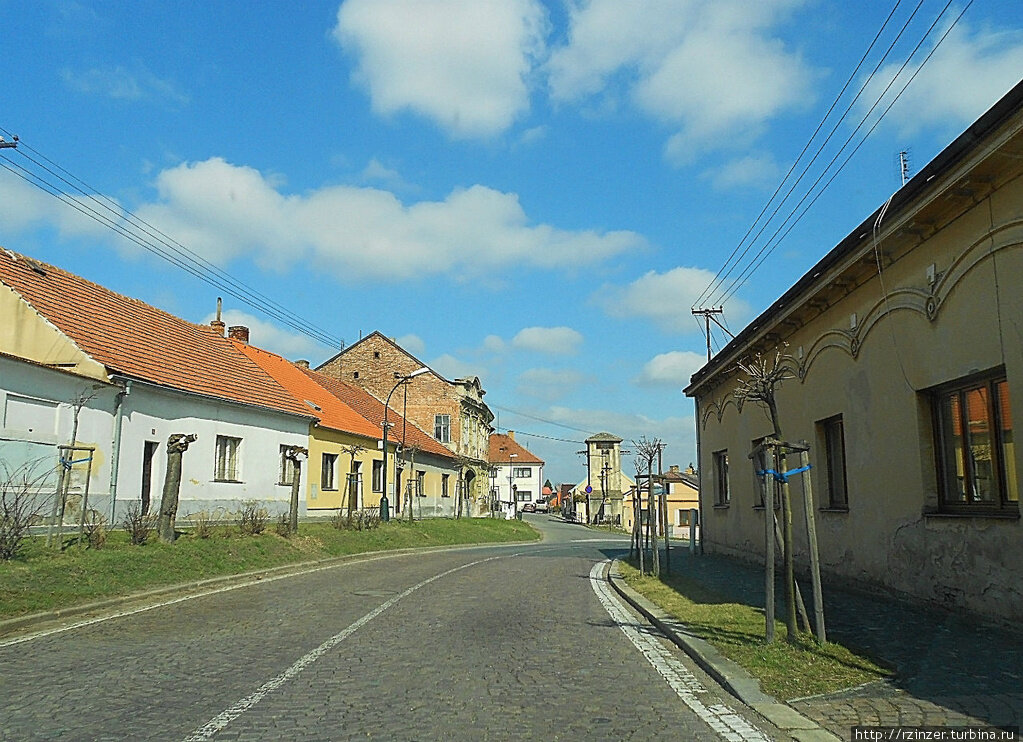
[317,332,494,514]
[685,80,1023,624]
[569,432,635,524]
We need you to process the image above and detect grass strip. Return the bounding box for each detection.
[617,560,891,700]
[0,518,538,620]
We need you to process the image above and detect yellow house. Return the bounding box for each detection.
[623,465,700,537]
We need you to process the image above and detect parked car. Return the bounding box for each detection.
[534,499,549,513]
[521,503,536,513]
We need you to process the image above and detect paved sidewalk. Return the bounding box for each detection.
[631,547,1022,740]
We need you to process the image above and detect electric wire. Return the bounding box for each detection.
[489,403,597,436]
[493,427,585,445]
[712,0,967,308]
[692,0,909,310]
[0,131,343,349]
[716,0,971,307]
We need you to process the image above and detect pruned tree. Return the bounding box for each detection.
[633,437,664,576]
[46,388,99,548]
[733,347,802,643]
[283,445,308,534]
[157,433,197,543]
[400,443,421,523]
[338,444,364,525]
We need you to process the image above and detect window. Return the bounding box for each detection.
[215,436,241,481]
[321,452,338,491]
[516,489,531,501]
[353,371,359,379]
[933,372,1018,513]
[434,414,451,443]
[279,445,297,486]
[372,459,383,492]
[713,450,729,506]
[513,467,531,478]
[819,415,848,509]
[416,470,425,497]
[442,473,450,498]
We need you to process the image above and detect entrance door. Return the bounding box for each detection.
[141,441,159,514]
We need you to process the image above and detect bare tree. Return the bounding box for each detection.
[401,443,421,522]
[734,347,802,643]
[338,444,364,526]
[157,433,197,543]
[633,437,664,576]
[283,445,308,534]
[1,459,52,560]
[46,388,99,548]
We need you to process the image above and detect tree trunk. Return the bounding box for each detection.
[289,459,301,534]
[158,433,196,543]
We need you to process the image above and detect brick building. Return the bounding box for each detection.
[316,332,494,514]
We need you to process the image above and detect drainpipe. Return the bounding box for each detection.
[694,393,704,556]
[108,379,130,522]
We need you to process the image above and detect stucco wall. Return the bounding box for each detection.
[693,165,1023,623]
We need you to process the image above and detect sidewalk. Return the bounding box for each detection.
[616,547,1022,740]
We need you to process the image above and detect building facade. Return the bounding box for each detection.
[488,432,544,519]
[570,433,635,524]
[685,81,1023,624]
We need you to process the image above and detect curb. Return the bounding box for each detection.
[0,536,541,639]
[607,559,841,742]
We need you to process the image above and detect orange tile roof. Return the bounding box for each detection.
[232,343,382,440]
[0,249,314,420]
[489,433,544,465]
[304,368,456,460]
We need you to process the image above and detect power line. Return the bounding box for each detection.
[489,403,597,436]
[493,426,585,444]
[0,132,343,349]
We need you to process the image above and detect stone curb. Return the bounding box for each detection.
[0,536,541,639]
[607,559,841,742]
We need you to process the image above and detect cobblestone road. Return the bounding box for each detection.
[0,517,780,741]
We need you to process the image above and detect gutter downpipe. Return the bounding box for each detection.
[108,378,130,522]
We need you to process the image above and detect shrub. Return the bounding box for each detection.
[82,509,107,549]
[238,501,269,536]
[187,509,219,539]
[275,512,291,537]
[122,501,155,545]
[0,459,52,560]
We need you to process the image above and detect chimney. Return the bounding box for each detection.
[295,359,310,369]
[669,465,680,475]
[507,430,515,440]
[211,297,225,336]
[228,325,249,344]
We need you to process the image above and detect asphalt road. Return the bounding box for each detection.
[0,516,780,741]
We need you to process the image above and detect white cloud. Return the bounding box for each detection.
[334,0,548,139]
[547,0,816,164]
[517,367,586,402]
[203,309,322,360]
[483,334,507,353]
[598,267,748,333]
[61,65,188,106]
[0,170,115,239]
[512,326,584,354]
[634,350,705,388]
[707,154,781,191]
[430,352,485,380]
[395,333,426,356]
[856,20,1023,135]
[130,157,641,281]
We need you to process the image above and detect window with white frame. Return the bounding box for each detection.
[513,467,531,478]
[416,470,426,497]
[516,489,531,501]
[215,436,241,482]
[442,473,450,497]
[932,371,1018,514]
[435,414,450,443]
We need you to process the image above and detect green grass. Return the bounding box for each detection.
[617,561,891,700]
[0,518,538,621]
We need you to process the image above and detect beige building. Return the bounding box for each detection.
[685,81,1023,624]
[317,332,494,514]
[623,465,700,537]
[570,433,635,524]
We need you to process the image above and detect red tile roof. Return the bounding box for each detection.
[302,368,456,460]
[488,433,544,465]
[232,343,382,439]
[0,250,314,420]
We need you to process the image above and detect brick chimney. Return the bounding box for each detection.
[507,430,515,440]
[211,297,225,336]
[669,465,680,475]
[295,360,310,369]
[228,325,249,344]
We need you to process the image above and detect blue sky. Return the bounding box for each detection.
[2,0,1022,484]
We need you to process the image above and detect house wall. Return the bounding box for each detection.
[395,451,460,519]
[693,162,1023,623]
[112,381,311,521]
[305,427,383,512]
[491,461,543,518]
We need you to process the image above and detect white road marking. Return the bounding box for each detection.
[589,560,771,742]
[183,554,509,741]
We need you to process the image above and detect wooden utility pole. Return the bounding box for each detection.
[799,447,826,642]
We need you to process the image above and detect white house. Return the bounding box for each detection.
[488,432,544,518]
[0,249,316,523]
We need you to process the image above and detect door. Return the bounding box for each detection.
[141,441,159,515]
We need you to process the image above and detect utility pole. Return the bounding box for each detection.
[0,135,18,150]
[899,150,911,186]
[692,307,724,363]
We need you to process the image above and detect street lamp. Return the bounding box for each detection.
[381,367,429,522]
[489,465,498,518]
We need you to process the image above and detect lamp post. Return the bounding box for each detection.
[508,452,518,519]
[489,465,498,518]
[381,367,429,522]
